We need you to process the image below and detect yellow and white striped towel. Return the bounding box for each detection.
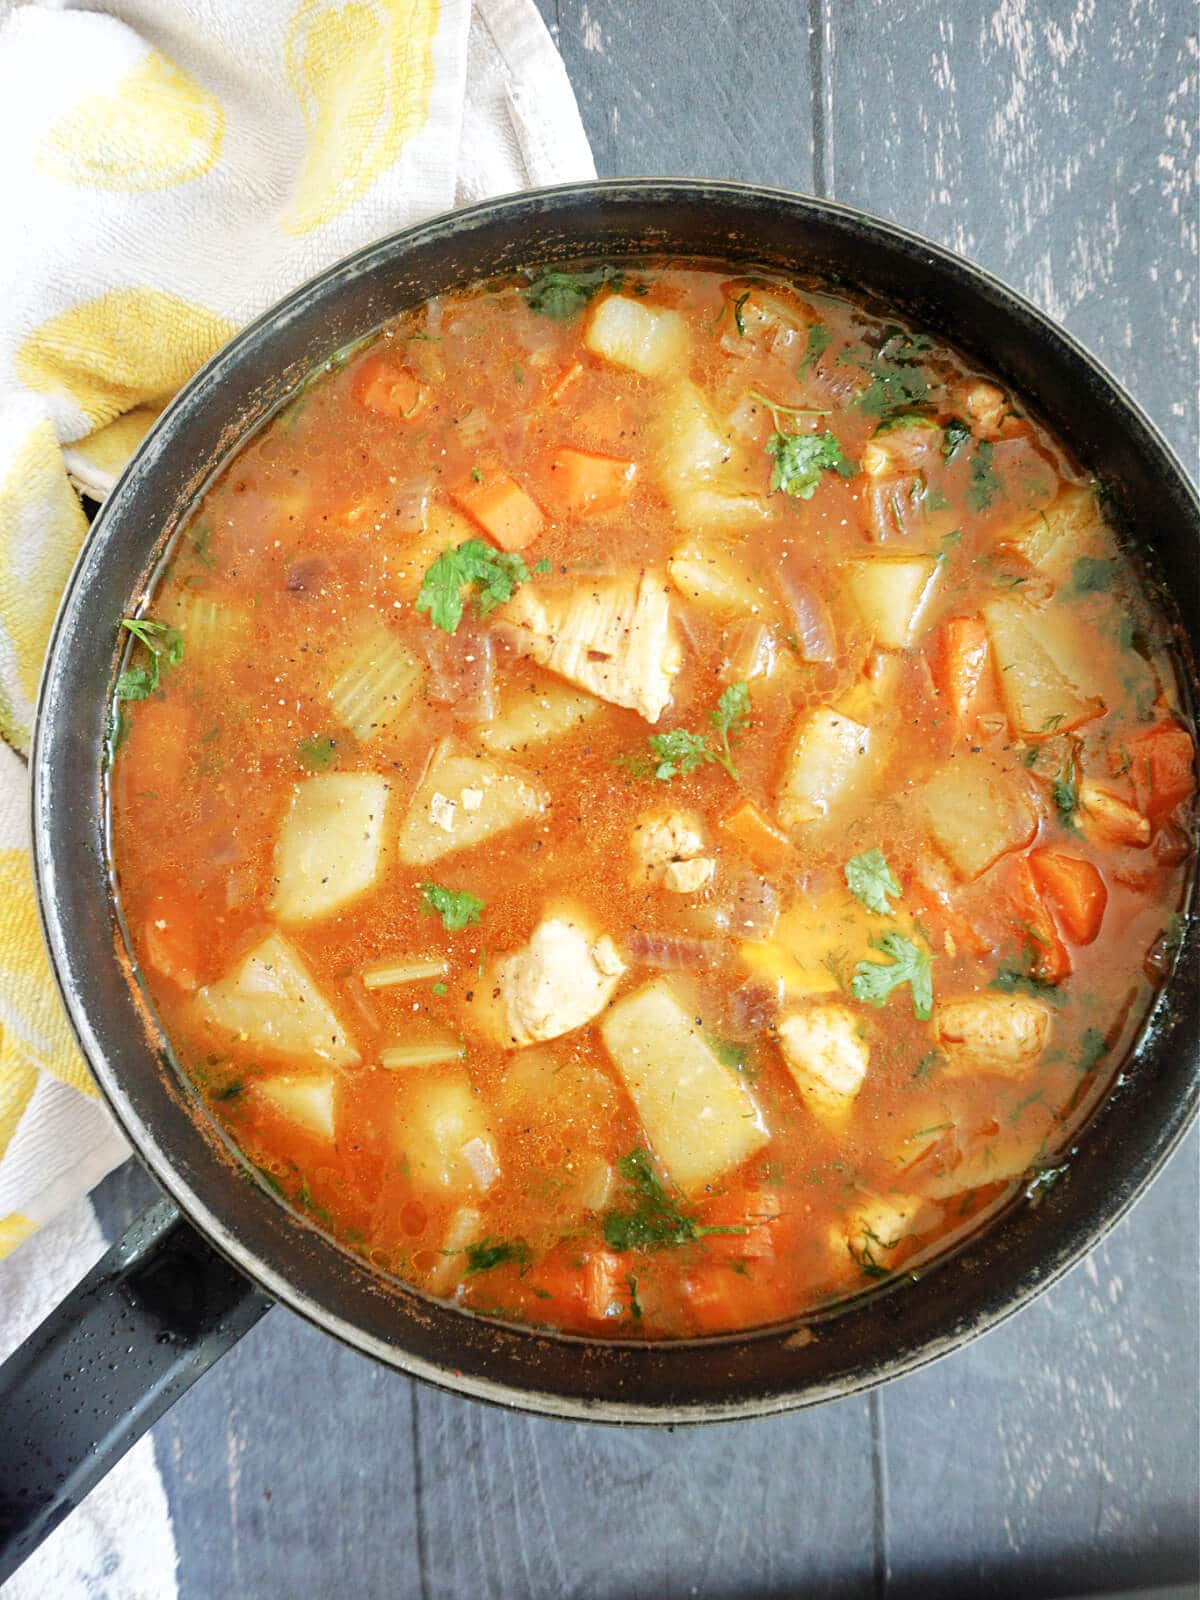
[0,0,594,1266]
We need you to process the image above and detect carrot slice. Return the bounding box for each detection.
[452,473,545,551]
[142,887,201,990]
[351,355,429,421]
[547,448,636,516]
[928,615,990,730]
[1004,857,1072,982]
[720,799,795,873]
[1029,850,1108,945]
[1125,721,1196,823]
[700,1187,782,1263]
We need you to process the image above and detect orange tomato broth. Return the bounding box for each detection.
[108,263,1195,1339]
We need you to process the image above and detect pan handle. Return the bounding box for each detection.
[0,1198,271,1585]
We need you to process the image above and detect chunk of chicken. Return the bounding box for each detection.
[631,810,715,894]
[836,1191,928,1273]
[499,570,682,723]
[495,913,627,1046]
[1078,779,1151,848]
[957,379,1008,437]
[934,994,1052,1076]
[777,1004,869,1123]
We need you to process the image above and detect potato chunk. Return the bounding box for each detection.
[934,994,1052,1075]
[494,912,626,1046]
[777,1004,869,1124]
[668,539,767,614]
[396,739,547,866]
[844,556,938,649]
[394,1072,499,1195]
[776,707,874,831]
[479,676,602,754]
[600,978,768,1194]
[273,774,391,925]
[499,570,682,723]
[198,933,359,1067]
[1006,484,1107,581]
[585,295,689,378]
[983,596,1103,739]
[256,1074,336,1141]
[919,757,1037,881]
[656,382,770,532]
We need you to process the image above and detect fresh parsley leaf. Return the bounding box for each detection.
[416,539,534,633]
[845,848,902,915]
[464,1236,531,1274]
[765,429,858,498]
[647,728,713,781]
[1070,555,1118,594]
[115,617,183,702]
[798,322,831,373]
[854,331,933,421]
[710,681,750,778]
[531,557,552,574]
[851,932,933,1019]
[524,266,622,319]
[707,1036,751,1075]
[297,734,337,771]
[942,417,972,461]
[1078,1027,1109,1073]
[967,439,1003,511]
[420,882,484,932]
[601,1148,741,1253]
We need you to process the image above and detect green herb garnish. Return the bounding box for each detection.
[967,439,1003,511]
[1070,555,1118,594]
[464,1237,531,1275]
[420,882,484,932]
[732,290,751,335]
[844,847,902,915]
[601,1148,742,1254]
[798,322,831,373]
[1077,1027,1109,1073]
[710,681,750,778]
[115,617,183,702]
[416,539,536,633]
[297,735,337,771]
[851,932,934,1019]
[942,417,972,461]
[524,266,622,319]
[644,683,750,782]
[765,428,858,499]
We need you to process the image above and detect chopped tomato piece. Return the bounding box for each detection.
[1003,857,1072,982]
[452,473,544,551]
[546,448,636,516]
[351,355,429,421]
[1124,722,1196,823]
[141,888,201,990]
[928,615,990,730]
[1029,850,1108,945]
[700,1187,782,1263]
[719,799,795,873]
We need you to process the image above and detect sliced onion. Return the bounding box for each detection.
[625,931,725,969]
[775,554,835,663]
[419,626,497,723]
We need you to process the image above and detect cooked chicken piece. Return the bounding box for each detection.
[934,994,1052,1076]
[957,379,1008,436]
[631,809,715,894]
[1078,779,1151,847]
[499,570,682,723]
[495,913,627,1046]
[777,1004,869,1123]
[837,1191,928,1271]
[860,422,941,477]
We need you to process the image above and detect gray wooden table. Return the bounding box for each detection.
[93,2,1199,1594]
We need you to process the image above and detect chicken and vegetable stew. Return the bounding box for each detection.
[108,263,1195,1338]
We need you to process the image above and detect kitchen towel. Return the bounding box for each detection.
[0,0,592,1590]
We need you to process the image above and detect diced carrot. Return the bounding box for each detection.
[1124,721,1196,823]
[141,887,201,990]
[719,799,795,873]
[452,473,544,551]
[1004,857,1072,982]
[700,1187,782,1263]
[1029,850,1108,945]
[685,1266,787,1334]
[351,355,429,421]
[928,615,990,730]
[546,447,636,516]
[583,1249,624,1320]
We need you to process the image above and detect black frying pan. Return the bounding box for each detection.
[2,181,1196,1583]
